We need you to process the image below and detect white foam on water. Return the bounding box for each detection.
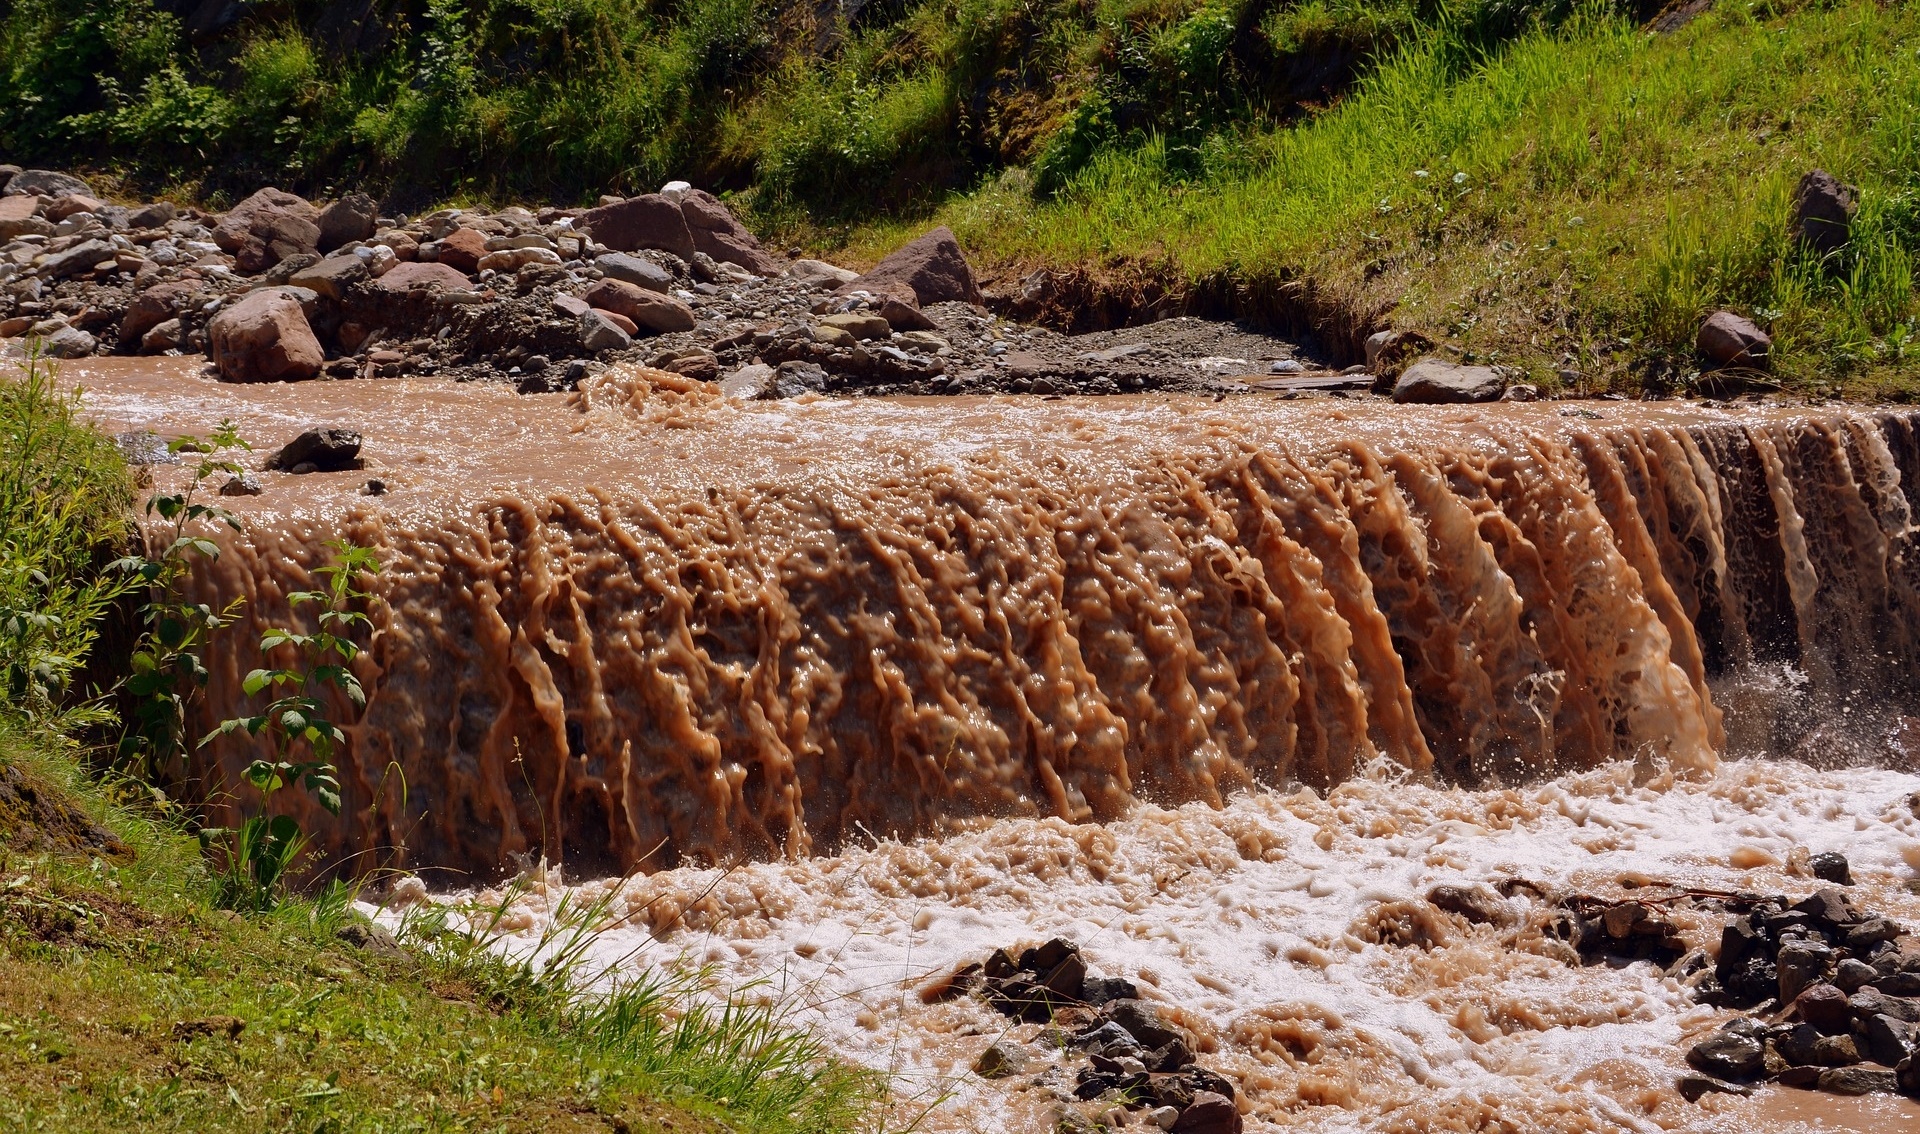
[386,757,1920,1132]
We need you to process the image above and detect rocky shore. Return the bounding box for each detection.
[0,166,1365,399]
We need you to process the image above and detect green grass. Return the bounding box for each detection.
[0,360,884,1133]
[845,0,1920,394]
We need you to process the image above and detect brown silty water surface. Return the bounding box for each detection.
[62,357,1920,873]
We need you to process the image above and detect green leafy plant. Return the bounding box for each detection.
[0,350,134,735]
[113,421,249,785]
[201,539,379,910]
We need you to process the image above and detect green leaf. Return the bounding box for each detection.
[242,668,272,696]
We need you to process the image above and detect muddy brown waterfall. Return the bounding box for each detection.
[91,366,1916,877]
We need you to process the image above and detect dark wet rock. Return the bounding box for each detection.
[1677,1074,1754,1102]
[265,428,362,473]
[1778,939,1835,1004]
[1774,1022,1860,1067]
[1072,1021,1142,1055]
[37,323,97,358]
[1687,1030,1765,1079]
[1106,1000,1185,1052]
[1836,958,1879,994]
[1148,1037,1195,1072]
[1898,1053,1920,1096]
[1818,1066,1900,1095]
[1696,311,1771,367]
[838,226,982,307]
[1852,988,1920,1025]
[216,473,262,497]
[1391,359,1503,404]
[1809,851,1854,885]
[1082,976,1139,1006]
[318,192,378,252]
[1859,1013,1917,1067]
[1795,983,1851,1034]
[1791,170,1859,258]
[972,1039,1033,1079]
[1845,919,1900,951]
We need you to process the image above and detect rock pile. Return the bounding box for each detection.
[0,166,1332,397]
[1551,858,1920,1104]
[937,938,1243,1134]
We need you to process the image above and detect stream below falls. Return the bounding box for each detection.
[63,355,1920,1131]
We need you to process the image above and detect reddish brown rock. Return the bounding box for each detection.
[679,190,778,275]
[1697,311,1771,367]
[584,278,696,333]
[44,194,105,222]
[120,281,198,345]
[1172,1091,1241,1134]
[436,228,489,274]
[577,194,696,260]
[208,288,323,382]
[838,226,982,307]
[374,261,471,293]
[317,192,377,252]
[213,188,320,274]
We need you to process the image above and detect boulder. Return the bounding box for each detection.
[213,188,320,274]
[578,310,633,353]
[140,318,184,354]
[0,165,16,192]
[970,1039,1032,1079]
[1686,1030,1765,1079]
[878,296,936,332]
[1795,983,1852,1034]
[1697,311,1771,367]
[1792,170,1859,258]
[819,312,891,341]
[126,201,178,230]
[786,258,859,289]
[3,170,91,199]
[1171,1091,1241,1134]
[838,226,982,306]
[577,194,696,260]
[678,190,779,275]
[0,195,50,241]
[317,192,378,252]
[38,323,97,358]
[477,247,562,272]
[120,281,198,343]
[289,254,370,301]
[265,428,362,472]
[207,288,324,382]
[435,227,490,274]
[1816,1066,1900,1096]
[584,279,696,333]
[720,363,777,399]
[594,252,674,292]
[42,239,117,280]
[1810,851,1854,886]
[44,194,104,223]
[373,261,471,293]
[1391,359,1504,404]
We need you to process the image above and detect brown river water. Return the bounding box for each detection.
[58,356,1920,1132]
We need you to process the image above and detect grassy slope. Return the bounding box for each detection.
[0,359,880,1134]
[878,0,1920,394]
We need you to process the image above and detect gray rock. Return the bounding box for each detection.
[1391,358,1504,404]
[318,193,379,253]
[971,1039,1032,1079]
[126,201,178,230]
[772,361,827,398]
[1792,170,1859,257]
[786,258,859,289]
[1105,1000,1185,1052]
[1774,1021,1859,1067]
[1686,1030,1764,1079]
[1836,958,1879,994]
[1860,1013,1917,1067]
[719,363,775,399]
[42,238,116,280]
[1779,939,1835,1004]
[217,473,263,497]
[38,323,97,358]
[1697,311,1771,367]
[1851,988,1920,1025]
[4,170,92,199]
[578,309,633,353]
[595,252,673,292]
[1171,1090,1240,1134]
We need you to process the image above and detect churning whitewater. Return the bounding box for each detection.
[68,357,1920,1131]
